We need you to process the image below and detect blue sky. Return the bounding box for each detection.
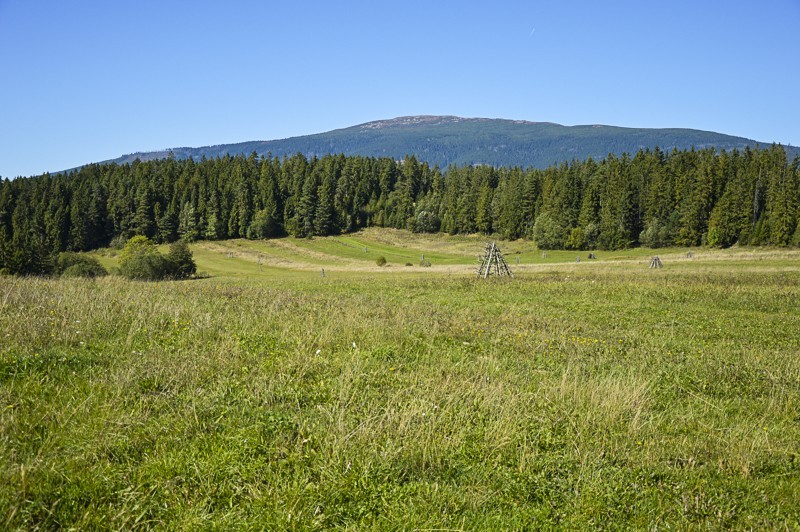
[1,0,798,178]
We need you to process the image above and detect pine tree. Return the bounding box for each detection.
[156,200,179,243]
[132,187,156,238]
[87,181,110,248]
[178,201,199,241]
[69,189,89,251]
[314,170,337,235]
[0,226,10,272]
[297,167,320,237]
[475,180,494,234]
[766,146,794,245]
[9,198,53,275]
[235,165,253,238]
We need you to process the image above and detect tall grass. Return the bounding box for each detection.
[2,257,799,528]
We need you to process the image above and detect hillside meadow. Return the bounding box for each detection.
[2,230,799,529]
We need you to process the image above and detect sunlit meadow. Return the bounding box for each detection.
[2,231,799,528]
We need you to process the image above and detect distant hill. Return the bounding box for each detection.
[103,115,798,169]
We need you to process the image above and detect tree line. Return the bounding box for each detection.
[1,145,798,275]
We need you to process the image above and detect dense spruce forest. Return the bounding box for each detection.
[1,144,798,275]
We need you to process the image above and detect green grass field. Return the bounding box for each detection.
[2,230,800,529]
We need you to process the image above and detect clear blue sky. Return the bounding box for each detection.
[1,0,798,178]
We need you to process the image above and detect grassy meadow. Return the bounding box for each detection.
[2,229,800,529]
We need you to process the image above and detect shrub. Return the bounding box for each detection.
[116,236,196,281]
[109,234,127,250]
[639,219,671,248]
[414,210,441,233]
[405,262,413,267]
[62,262,107,278]
[565,227,586,251]
[117,236,168,280]
[167,241,196,279]
[119,236,156,265]
[247,208,281,239]
[532,213,568,250]
[375,256,387,267]
[583,223,600,250]
[57,252,107,278]
[120,253,175,281]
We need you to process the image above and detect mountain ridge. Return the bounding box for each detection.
[98,115,798,171]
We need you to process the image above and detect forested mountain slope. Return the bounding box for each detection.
[103,116,799,170]
[2,144,798,275]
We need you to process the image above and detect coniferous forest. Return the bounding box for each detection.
[1,144,798,275]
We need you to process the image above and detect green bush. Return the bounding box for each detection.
[583,223,600,250]
[117,236,196,281]
[639,219,672,248]
[565,227,586,251]
[109,234,127,250]
[119,236,156,265]
[532,213,568,250]
[167,241,196,279]
[375,256,387,267]
[120,253,175,281]
[62,262,105,278]
[56,252,108,278]
[413,210,441,233]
